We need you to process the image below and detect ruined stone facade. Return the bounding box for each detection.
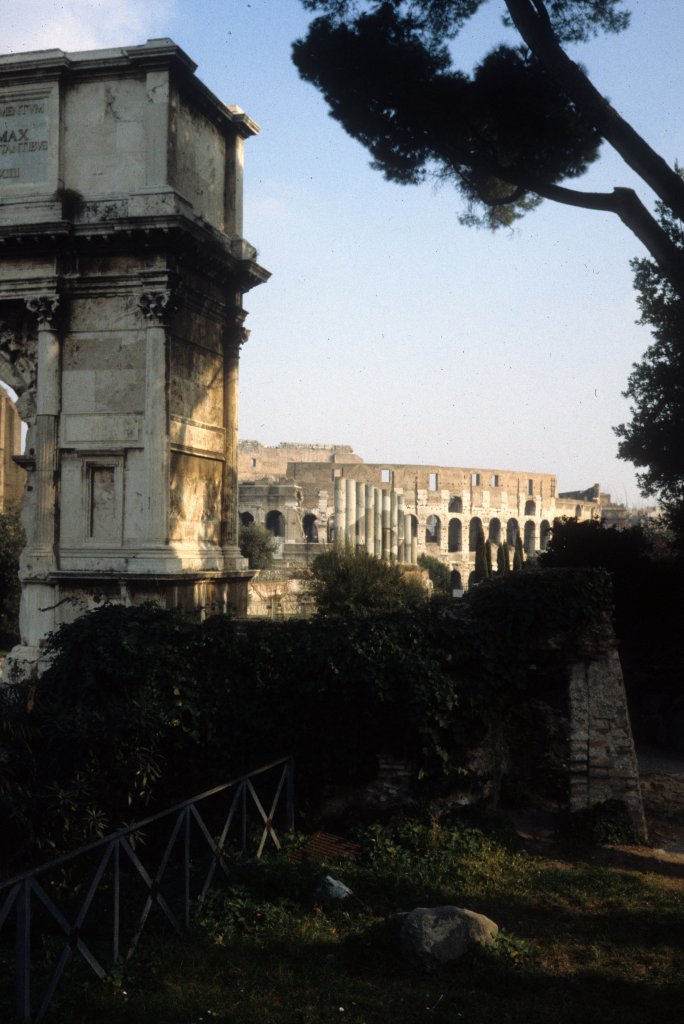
[0,387,24,510]
[239,442,600,589]
[0,40,268,679]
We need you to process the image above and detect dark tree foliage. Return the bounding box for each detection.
[540,517,684,748]
[0,508,24,648]
[418,551,451,593]
[239,521,278,569]
[473,520,489,581]
[294,0,684,297]
[614,200,684,544]
[310,547,427,615]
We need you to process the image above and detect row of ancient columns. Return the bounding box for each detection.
[333,476,417,563]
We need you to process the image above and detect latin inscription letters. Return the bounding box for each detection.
[0,98,49,184]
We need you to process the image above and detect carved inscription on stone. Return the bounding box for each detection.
[0,98,49,183]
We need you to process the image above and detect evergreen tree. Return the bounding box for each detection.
[294,1,684,297]
[497,541,509,575]
[513,533,525,571]
[614,193,684,545]
[474,522,490,582]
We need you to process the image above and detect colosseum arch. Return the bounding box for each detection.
[540,520,551,551]
[265,509,286,538]
[469,516,483,551]
[239,511,254,527]
[489,517,501,545]
[425,514,441,546]
[524,520,536,555]
[524,499,536,516]
[303,513,319,542]
[506,518,519,546]
[448,518,462,552]
[448,495,462,513]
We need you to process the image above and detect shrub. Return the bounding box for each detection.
[239,522,278,569]
[310,547,427,617]
[0,507,24,648]
[417,553,451,594]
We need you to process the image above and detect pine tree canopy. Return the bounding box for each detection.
[294,0,684,297]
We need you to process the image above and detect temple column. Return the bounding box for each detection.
[374,488,382,558]
[390,491,399,562]
[334,475,345,546]
[25,295,60,574]
[397,492,405,561]
[365,485,375,553]
[222,307,249,559]
[382,490,391,562]
[139,290,173,548]
[345,477,356,548]
[356,481,365,551]
[404,514,413,563]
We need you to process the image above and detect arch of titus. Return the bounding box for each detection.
[0,40,269,679]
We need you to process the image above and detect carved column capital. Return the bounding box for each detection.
[226,307,250,350]
[139,290,178,324]
[25,295,60,327]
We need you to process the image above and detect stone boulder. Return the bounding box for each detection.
[393,906,498,970]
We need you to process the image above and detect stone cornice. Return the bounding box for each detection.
[0,216,270,292]
[0,39,258,138]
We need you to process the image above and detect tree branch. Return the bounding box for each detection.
[504,0,684,222]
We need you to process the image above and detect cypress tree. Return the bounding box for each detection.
[513,533,524,571]
[497,541,509,575]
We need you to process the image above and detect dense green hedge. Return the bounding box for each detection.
[0,568,612,872]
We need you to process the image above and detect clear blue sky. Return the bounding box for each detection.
[4,0,682,503]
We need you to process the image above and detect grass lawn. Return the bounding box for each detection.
[33,816,684,1024]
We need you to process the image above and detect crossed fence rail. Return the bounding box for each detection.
[0,756,294,1022]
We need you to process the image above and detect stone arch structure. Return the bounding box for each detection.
[425,514,441,546]
[469,516,483,551]
[303,513,318,542]
[524,499,536,516]
[266,510,286,538]
[488,517,501,545]
[450,569,462,591]
[575,504,583,518]
[239,511,254,527]
[524,520,536,555]
[506,518,520,546]
[448,517,462,552]
[0,41,269,681]
[540,520,551,551]
[448,495,462,513]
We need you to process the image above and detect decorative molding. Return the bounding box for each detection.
[138,289,179,323]
[25,295,59,326]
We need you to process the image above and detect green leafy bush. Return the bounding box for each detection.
[239,522,277,568]
[0,507,24,648]
[310,547,427,616]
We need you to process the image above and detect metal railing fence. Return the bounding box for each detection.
[0,756,294,1022]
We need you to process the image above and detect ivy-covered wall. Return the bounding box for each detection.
[0,568,646,872]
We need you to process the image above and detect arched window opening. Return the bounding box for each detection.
[506,518,519,546]
[303,513,318,542]
[265,509,285,538]
[327,515,335,543]
[408,514,418,539]
[524,500,536,516]
[524,520,536,555]
[425,514,441,545]
[540,520,551,551]
[450,569,462,592]
[239,511,254,527]
[448,495,462,513]
[469,516,483,552]
[488,518,501,545]
[448,518,462,552]
[575,504,582,519]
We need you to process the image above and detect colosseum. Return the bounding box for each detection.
[238,441,601,593]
